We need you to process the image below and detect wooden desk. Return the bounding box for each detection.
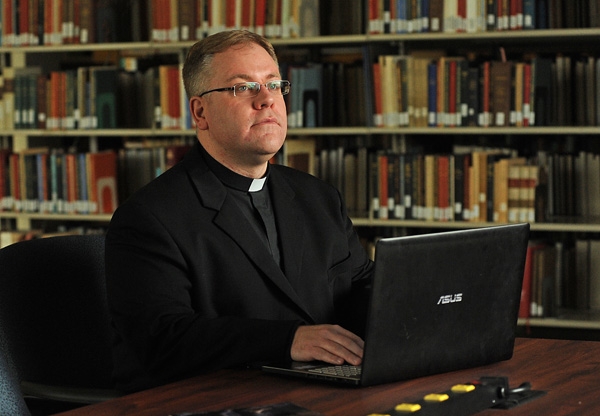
[57,338,600,415]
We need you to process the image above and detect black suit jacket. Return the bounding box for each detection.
[105,141,373,392]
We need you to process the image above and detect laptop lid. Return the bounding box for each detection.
[360,223,529,386]
[263,223,529,387]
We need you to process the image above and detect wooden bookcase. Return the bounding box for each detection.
[1,1,600,333]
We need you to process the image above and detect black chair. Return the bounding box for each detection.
[0,329,30,416]
[0,234,119,413]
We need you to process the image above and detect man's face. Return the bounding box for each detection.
[192,43,288,175]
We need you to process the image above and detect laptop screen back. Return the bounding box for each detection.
[360,223,529,386]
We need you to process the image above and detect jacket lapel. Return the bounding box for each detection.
[268,169,306,291]
[184,149,315,323]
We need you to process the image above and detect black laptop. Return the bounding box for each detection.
[262,223,530,386]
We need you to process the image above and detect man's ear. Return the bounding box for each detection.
[189,96,208,130]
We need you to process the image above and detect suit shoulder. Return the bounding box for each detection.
[271,164,329,188]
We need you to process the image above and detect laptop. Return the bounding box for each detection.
[262,223,530,386]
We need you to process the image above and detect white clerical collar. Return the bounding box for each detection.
[248,177,267,192]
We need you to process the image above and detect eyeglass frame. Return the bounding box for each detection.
[198,80,291,98]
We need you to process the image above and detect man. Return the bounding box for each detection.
[105,30,373,393]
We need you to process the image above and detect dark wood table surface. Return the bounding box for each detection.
[57,338,600,416]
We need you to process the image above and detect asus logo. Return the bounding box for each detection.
[437,293,463,305]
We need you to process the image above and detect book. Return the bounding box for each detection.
[282,137,316,176]
[411,57,432,127]
[86,151,118,214]
[95,0,117,43]
[179,0,196,40]
[489,60,513,126]
[521,165,538,222]
[507,163,525,223]
[443,0,458,32]
[575,239,589,311]
[493,157,526,223]
[531,57,553,126]
[90,66,118,129]
[521,242,538,318]
[301,64,322,127]
[589,240,600,310]
[429,0,444,31]
[423,154,435,221]
[368,0,383,33]
[436,154,453,221]
[372,62,383,127]
[512,62,524,126]
[478,61,491,126]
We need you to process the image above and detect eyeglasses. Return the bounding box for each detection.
[198,80,291,98]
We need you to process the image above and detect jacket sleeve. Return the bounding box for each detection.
[105,200,302,392]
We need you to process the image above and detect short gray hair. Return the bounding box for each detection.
[182,30,279,99]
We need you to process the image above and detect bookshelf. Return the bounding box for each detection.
[1,1,600,332]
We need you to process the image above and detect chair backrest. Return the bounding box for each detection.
[0,330,30,416]
[0,234,117,402]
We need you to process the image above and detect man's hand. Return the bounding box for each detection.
[290,324,364,366]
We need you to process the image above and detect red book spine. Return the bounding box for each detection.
[448,60,457,127]
[226,0,236,29]
[523,63,531,127]
[254,0,266,35]
[4,0,14,45]
[457,0,466,32]
[481,61,490,127]
[519,243,542,319]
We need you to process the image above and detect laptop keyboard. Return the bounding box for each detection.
[307,364,362,377]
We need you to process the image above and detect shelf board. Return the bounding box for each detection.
[3,128,197,137]
[287,126,600,136]
[0,212,112,222]
[358,28,600,43]
[3,126,599,137]
[350,218,600,232]
[518,318,600,330]
[2,28,599,52]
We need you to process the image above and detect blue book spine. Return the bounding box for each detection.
[421,0,430,32]
[523,0,536,29]
[396,0,407,33]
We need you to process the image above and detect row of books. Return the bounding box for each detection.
[368,0,600,34]
[1,137,597,222]
[151,0,321,41]
[116,142,191,203]
[312,142,600,223]
[0,62,191,131]
[0,0,144,46]
[3,0,599,47]
[520,238,600,319]
[283,51,600,130]
[365,148,540,223]
[0,148,118,214]
[0,0,321,47]
[373,53,600,128]
[2,50,598,132]
[0,141,193,215]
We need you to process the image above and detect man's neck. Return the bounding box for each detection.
[198,139,269,179]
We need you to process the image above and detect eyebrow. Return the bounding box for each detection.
[224,73,281,83]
